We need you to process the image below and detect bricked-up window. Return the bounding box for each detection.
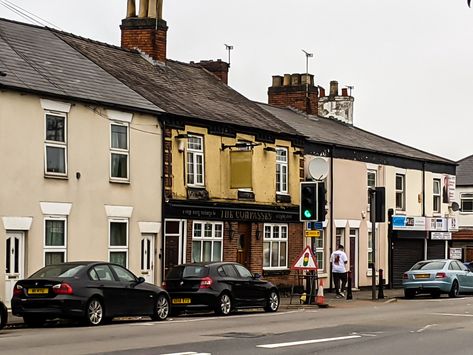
[311,228,325,271]
[433,178,441,213]
[276,147,288,194]
[461,193,473,213]
[395,174,405,210]
[192,221,223,262]
[263,224,288,269]
[45,113,67,176]
[187,135,204,186]
[44,217,67,266]
[109,219,128,267]
[110,122,129,181]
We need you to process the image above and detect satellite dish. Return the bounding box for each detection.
[308,157,329,180]
[451,202,460,212]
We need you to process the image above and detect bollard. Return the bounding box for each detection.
[346,271,353,300]
[378,269,385,299]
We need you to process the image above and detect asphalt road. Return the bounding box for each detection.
[1,296,473,355]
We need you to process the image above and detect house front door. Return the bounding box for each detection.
[5,231,25,307]
[140,234,156,284]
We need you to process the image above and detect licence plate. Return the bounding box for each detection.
[414,274,430,279]
[27,288,49,295]
[172,298,191,305]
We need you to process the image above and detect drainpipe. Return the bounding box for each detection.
[159,117,166,284]
[329,146,334,290]
[422,162,426,217]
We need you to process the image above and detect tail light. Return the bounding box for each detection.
[161,281,167,290]
[52,283,73,295]
[199,276,213,289]
[13,284,23,296]
[435,272,447,279]
[403,273,408,280]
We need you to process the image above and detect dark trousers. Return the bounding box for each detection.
[333,272,347,294]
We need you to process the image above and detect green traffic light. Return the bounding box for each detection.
[304,210,312,219]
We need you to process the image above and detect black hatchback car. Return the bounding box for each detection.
[163,262,279,316]
[11,262,170,326]
[0,300,7,330]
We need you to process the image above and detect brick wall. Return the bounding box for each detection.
[268,86,319,114]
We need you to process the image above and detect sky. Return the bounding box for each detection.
[1,0,472,162]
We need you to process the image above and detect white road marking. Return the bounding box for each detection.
[431,313,473,317]
[416,324,438,333]
[161,353,211,355]
[257,335,362,349]
[422,298,466,302]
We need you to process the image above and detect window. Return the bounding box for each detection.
[335,227,345,248]
[395,174,405,210]
[276,147,288,194]
[192,221,222,262]
[433,178,441,213]
[263,224,288,269]
[109,219,128,267]
[368,230,373,268]
[110,122,129,180]
[44,217,67,265]
[461,194,473,213]
[367,170,377,206]
[187,135,204,186]
[311,228,325,271]
[45,113,67,176]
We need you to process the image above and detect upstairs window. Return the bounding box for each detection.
[395,174,405,210]
[461,194,473,213]
[45,113,67,176]
[433,178,441,213]
[110,122,129,181]
[187,135,204,186]
[276,147,288,194]
[367,170,377,206]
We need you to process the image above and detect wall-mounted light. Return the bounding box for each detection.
[256,226,261,240]
[175,133,189,152]
[263,146,276,152]
[221,142,261,151]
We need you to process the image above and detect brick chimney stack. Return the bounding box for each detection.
[267,73,319,114]
[120,0,168,62]
[192,60,230,84]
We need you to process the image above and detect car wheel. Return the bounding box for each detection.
[23,315,46,328]
[404,289,415,299]
[264,289,280,312]
[449,280,459,298]
[151,294,169,321]
[85,298,104,326]
[0,302,8,330]
[215,293,232,316]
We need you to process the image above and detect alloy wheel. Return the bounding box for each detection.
[155,295,169,320]
[219,294,231,315]
[87,299,103,325]
[269,291,279,311]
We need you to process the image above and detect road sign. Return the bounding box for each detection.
[305,230,320,238]
[291,246,318,270]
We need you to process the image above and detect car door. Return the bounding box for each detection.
[457,261,473,290]
[89,265,122,316]
[218,264,240,304]
[233,264,259,306]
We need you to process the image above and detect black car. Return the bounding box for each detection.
[11,261,170,326]
[0,300,7,330]
[163,262,279,316]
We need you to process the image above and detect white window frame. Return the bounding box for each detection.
[276,147,288,194]
[395,174,405,211]
[108,218,129,267]
[263,223,288,270]
[110,121,130,182]
[186,135,205,187]
[433,178,441,214]
[44,111,68,177]
[335,227,345,248]
[191,221,223,262]
[461,193,473,213]
[367,169,377,209]
[368,230,373,268]
[43,216,67,266]
[311,228,325,272]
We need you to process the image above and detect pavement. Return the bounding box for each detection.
[4,287,403,327]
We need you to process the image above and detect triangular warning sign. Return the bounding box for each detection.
[291,246,318,270]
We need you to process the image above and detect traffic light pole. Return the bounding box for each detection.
[369,188,376,301]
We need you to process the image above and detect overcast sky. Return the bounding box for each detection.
[1,1,472,162]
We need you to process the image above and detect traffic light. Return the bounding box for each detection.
[300,182,317,221]
[317,182,327,222]
[375,187,385,222]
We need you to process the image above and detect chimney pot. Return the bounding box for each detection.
[342,88,348,96]
[291,74,301,86]
[329,80,339,96]
[272,76,283,87]
[319,87,326,97]
[283,74,291,86]
[301,74,314,86]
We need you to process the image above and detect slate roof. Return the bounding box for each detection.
[55,32,299,136]
[456,155,473,186]
[258,103,455,165]
[0,18,160,113]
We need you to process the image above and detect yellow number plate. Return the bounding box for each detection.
[172,298,191,305]
[27,288,49,295]
[414,274,430,279]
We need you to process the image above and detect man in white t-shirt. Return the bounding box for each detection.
[330,244,348,297]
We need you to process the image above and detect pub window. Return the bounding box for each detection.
[192,221,223,262]
[276,147,288,194]
[263,224,288,269]
[187,135,204,186]
[311,228,325,271]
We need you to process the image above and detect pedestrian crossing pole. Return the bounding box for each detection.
[369,188,376,301]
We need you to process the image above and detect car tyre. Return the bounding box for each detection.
[449,280,459,298]
[23,315,46,328]
[215,293,232,316]
[151,294,169,321]
[404,289,416,299]
[0,302,8,330]
[264,289,280,312]
[84,297,105,326]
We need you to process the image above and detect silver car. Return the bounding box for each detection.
[402,259,473,298]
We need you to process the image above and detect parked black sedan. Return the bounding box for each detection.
[163,262,279,316]
[11,261,170,326]
[0,300,7,330]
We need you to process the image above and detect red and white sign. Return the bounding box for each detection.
[291,246,318,270]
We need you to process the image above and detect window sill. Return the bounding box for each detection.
[276,194,291,203]
[109,179,130,184]
[44,174,68,180]
[263,269,290,276]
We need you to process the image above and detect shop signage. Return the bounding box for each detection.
[426,217,448,231]
[431,232,451,240]
[449,248,462,260]
[305,230,320,238]
[393,216,456,232]
[392,216,425,231]
[448,217,458,231]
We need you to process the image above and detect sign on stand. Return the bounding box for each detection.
[291,246,318,270]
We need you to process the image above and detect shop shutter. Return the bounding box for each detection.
[392,238,424,287]
[427,240,446,260]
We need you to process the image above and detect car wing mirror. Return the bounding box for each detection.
[137,276,145,284]
[253,273,262,279]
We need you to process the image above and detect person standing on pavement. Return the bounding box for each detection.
[330,244,348,297]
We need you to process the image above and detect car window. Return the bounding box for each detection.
[92,265,115,281]
[221,264,239,278]
[449,261,461,271]
[454,261,466,271]
[30,264,85,278]
[411,261,446,270]
[183,266,208,278]
[110,265,136,282]
[89,268,100,280]
[234,264,252,278]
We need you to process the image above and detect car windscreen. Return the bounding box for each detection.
[29,264,86,278]
[411,261,446,271]
[167,265,209,279]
